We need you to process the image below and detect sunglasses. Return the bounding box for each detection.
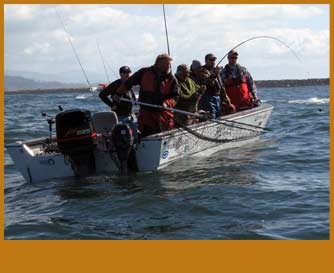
[230,56,238,59]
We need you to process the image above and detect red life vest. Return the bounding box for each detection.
[139,68,176,109]
[224,66,252,110]
[138,67,177,135]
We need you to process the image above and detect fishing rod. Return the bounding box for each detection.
[162,4,171,56]
[162,4,175,75]
[120,98,271,132]
[96,43,120,80]
[96,39,110,83]
[216,35,302,67]
[105,60,119,79]
[54,8,93,91]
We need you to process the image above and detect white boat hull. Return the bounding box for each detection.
[136,103,272,171]
[6,104,273,182]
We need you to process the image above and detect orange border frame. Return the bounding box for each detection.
[1,1,333,272]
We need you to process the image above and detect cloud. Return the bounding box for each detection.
[174,4,325,25]
[141,33,159,52]
[267,28,329,57]
[5,5,35,21]
[23,42,51,55]
[4,4,329,81]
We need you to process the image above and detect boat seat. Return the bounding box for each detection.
[92,111,118,133]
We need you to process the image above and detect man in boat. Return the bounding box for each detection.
[220,50,260,111]
[115,54,178,137]
[202,53,222,80]
[174,64,206,125]
[195,53,234,118]
[189,60,202,84]
[98,65,137,139]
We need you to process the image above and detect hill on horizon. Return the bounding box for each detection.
[4,75,87,91]
[5,68,116,85]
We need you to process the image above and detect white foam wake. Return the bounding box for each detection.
[75,94,91,100]
[288,97,329,105]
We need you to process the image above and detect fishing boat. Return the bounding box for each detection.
[6,103,273,183]
[6,6,298,184]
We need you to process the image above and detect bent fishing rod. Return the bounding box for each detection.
[54,7,93,92]
[120,98,271,132]
[216,35,302,67]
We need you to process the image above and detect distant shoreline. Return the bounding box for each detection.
[255,78,329,89]
[5,87,90,94]
[5,78,329,94]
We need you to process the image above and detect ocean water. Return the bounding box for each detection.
[4,85,329,239]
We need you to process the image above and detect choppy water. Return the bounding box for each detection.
[4,85,329,239]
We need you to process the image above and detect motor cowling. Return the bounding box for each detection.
[111,123,134,175]
[56,109,97,176]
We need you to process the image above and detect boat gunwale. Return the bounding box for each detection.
[142,103,273,141]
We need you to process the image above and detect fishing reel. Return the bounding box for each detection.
[41,112,55,142]
[41,105,64,142]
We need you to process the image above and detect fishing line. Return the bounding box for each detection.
[216,35,302,67]
[105,59,119,80]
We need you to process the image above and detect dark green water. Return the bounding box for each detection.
[4,85,329,239]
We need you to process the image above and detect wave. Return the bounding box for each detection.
[75,95,91,100]
[288,97,329,105]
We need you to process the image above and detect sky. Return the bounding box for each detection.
[4,4,330,83]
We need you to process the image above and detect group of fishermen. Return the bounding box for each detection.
[99,50,260,138]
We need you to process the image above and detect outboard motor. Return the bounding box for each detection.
[111,123,134,175]
[56,109,97,177]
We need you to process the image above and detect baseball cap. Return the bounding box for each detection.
[205,53,217,61]
[119,66,131,74]
[228,50,239,57]
[177,64,190,73]
[155,53,173,64]
[190,60,202,70]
